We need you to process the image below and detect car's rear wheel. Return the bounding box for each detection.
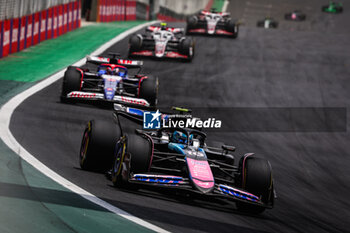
[236,155,274,214]
[61,66,82,103]
[80,120,121,172]
[139,76,158,107]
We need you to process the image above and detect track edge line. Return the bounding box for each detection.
[0,20,170,233]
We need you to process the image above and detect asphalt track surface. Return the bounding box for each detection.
[10,1,350,232]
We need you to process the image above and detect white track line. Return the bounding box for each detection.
[0,20,170,233]
[223,0,229,12]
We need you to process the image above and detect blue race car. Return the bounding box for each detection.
[79,105,276,214]
[60,53,158,108]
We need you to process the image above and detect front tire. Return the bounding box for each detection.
[129,34,142,55]
[112,133,152,187]
[226,20,239,38]
[186,16,198,34]
[179,38,195,61]
[236,155,274,214]
[139,76,158,107]
[79,120,121,172]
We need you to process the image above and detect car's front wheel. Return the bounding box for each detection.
[179,38,195,61]
[236,155,274,214]
[139,76,158,107]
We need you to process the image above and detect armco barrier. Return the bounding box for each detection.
[0,0,81,59]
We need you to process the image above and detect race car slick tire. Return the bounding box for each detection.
[60,67,82,103]
[79,120,121,172]
[127,133,152,173]
[111,137,127,187]
[186,16,198,30]
[226,20,239,38]
[236,156,273,214]
[139,76,158,107]
[179,38,194,61]
[129,34,142,52]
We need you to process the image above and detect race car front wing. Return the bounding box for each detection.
[129,173,269,207]
[66,91,150,107]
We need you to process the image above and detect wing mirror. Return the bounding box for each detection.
[222,145,236,152]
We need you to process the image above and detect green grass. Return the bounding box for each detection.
[0,21,145,82]
[212,0,226,12]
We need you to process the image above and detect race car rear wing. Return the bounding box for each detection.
[86,55,143,67]
[146,26,184,34]
[200,10,230,17]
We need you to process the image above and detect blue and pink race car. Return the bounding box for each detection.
[79,105,276,213]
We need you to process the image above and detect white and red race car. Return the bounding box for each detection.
[186,9,239,38]
[129,23,195,62]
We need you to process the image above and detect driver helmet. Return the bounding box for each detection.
[160,22,167,30]
[106,67,113,74]
[171,131,193,144]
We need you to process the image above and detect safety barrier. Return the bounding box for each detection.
[0,0,81,59]
[98,0,137,22]
[155,0,212,22]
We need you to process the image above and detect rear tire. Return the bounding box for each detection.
[61,67,82,103]
[139,76,158,107]
[79,120,121,172]
[236,156,274,214]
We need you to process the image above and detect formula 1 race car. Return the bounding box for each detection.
[284,10,306,21]
[257,17,278,29]
[128,23,194,62]
[322,1,343,13]
[60,53,158,108]
[79,105,275,213]
[186,9,239,38]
